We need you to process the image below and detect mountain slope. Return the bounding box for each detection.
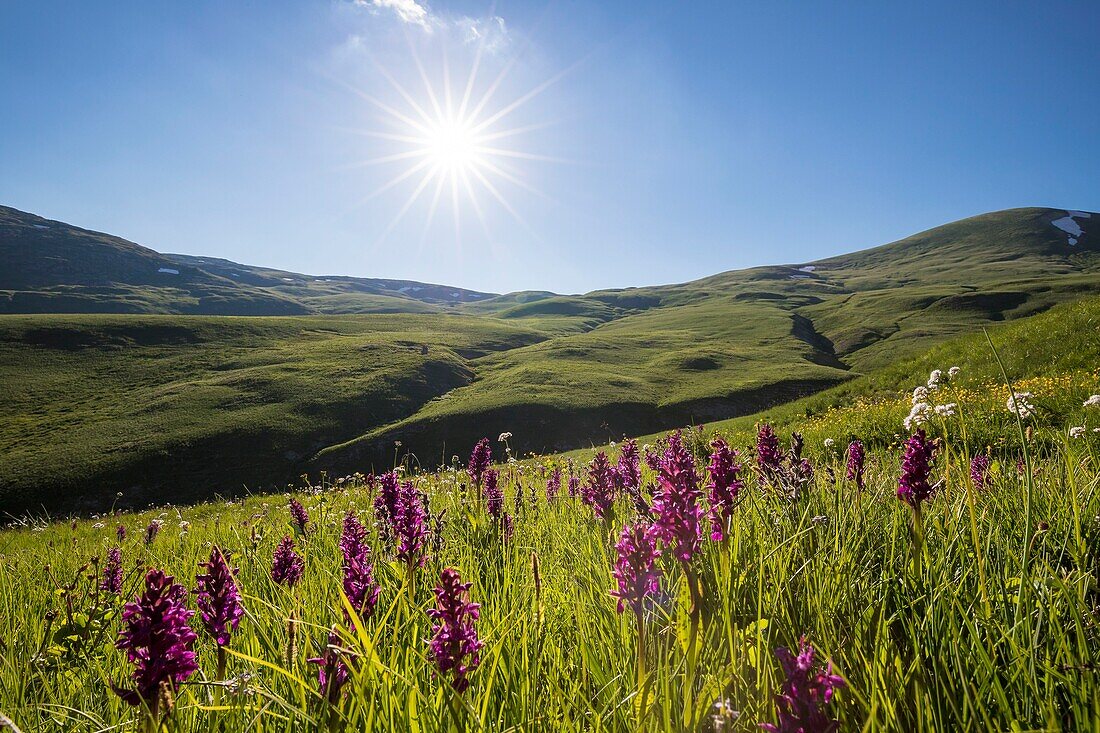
[0,205,494,315]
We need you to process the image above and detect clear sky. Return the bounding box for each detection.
[2,1,1098,294]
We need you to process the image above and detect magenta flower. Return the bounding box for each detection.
[112,569,198,709]
[427,568,483,693]
[845,440,865,491]
[567,459,580,499]
[652,431,702,562]
[615,439,641,492]
[759,637,846,733]
[271,536,304,587]
[341,512,380,623]
[546,464,562,502]
[897,429,936,508]
[195,546,243,648]
[610,522,662,615]
[289,498,310,536]
[467,438,493,487]
[502,512,515,542]
[583,451,617,520]
[373,471,401,529]
[705,437,743,541]
[309,629,352,703]
[116,524,127,543]
[143,519,161,546]
[394,481,429,567]
[970,454,991,490]
[101,547,124,594]
[484,469,503,520]
[757,423,783,487]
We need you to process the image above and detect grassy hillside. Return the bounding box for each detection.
[1,206,1098,512]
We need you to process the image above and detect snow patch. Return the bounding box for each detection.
[281,277,294,282]
[789,274,813,280]
[157,267,180,275]
[398,286,424,293]
[451,292,461,298]
[797,265,816,272]
[1053,210,1091,245]
[32,224,49,230]
[230,273,239,278]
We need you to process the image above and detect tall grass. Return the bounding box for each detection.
[1,383,1098,731]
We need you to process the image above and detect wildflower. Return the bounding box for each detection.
[271,536,304,587]
[927,369,943,391]
[652,431,702,562]
[93,522,105,529]
[309,629,352,703]
[610,522,662,615]
[845,441,865,491]
[823,438,835,449]
[705,437,743,541]
[1084,394,1100,409]
[373,471,401,529]
[568,473,580,499]
[969,454,991,490]
[100,547,123,594]
[1006,391,1035,419]
[615,439,641,493]
[934,402,957,417]
[484,469,503,520]
[759,637,845,733]
[394,482,429,567]
[582,451,617,521]
[341,514,380,624]
[545,464,562,502]
[467,438,493,487]
[497,432,512,442]
[1070,426,1086,439]
[784,433,814,499]
[426,568,483,693]
[288,498,310,536]
[912,386,929,404]
[756,423,783,487]
[143,519,163,545]
[112,569,198,713]
[117,524,127,542]
[195,546,243,649]
[948,366,961,378]
[898,429,935,508]
[903,402,931,431]
[502,512,515,542]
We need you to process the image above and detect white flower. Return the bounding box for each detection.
[1084,395,1100,409]
[823,438,835,448]
[948,366,961,378]
[1069,426,1085,439]
[934,403,957,417]
[912,386,930,404]
[92,522,105,529]
[1006,392,1035,419]
[904,402,931,430]
[609,441,616,448]
[927,370,943,391]
[498,432,512,442]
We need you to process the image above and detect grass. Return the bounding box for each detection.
[1,351,1098,731]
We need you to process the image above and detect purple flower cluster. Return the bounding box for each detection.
[610,522,662,616]
[583,451,617,520]
[546,464,562,502]
[340,512,380,623]
[394,481,429,567]
[897,429,936,508]
[760,637,846,733]
[113,569,198,708]
[116,524,127,542]
[484,469,503,519]
[652,431,703,562]
[468,438,493,487]
[143,519,161,545]
[374,471,401,529]
[195,546,243,648]
[427,568,483,693]
[567,460,580,499]
[756,423,783,486]
[289,498,310,536]
[309,629,351,703]
[845,440,865,491]
[615,439,641,493]
[271,536,304,587]
[970,454,991,490]
[705,437,743,541]
[100,547,123,594]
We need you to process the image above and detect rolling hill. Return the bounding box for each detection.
[0,205,1097,512]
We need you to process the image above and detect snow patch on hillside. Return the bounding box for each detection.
[1053,210,1091,246]
[157,267,180,275]
[798,265,816,272]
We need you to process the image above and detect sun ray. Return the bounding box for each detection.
[337,148,431,170]
[407,31,447,123]
[375,163,440,245]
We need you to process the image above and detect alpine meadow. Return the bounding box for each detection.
[2,2,1099,732]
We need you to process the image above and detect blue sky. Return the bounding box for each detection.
[1,1,1098,294]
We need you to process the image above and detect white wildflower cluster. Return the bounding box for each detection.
[1069,426,1086,439]
[905,368,960,429]
[1006,391,1036,419]
[823,438,835,449]
[498,432,512,442]
[1084,395,1100,409]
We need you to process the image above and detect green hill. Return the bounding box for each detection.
[0,205,1097,512]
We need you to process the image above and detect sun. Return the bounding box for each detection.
[344,38,569,244]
